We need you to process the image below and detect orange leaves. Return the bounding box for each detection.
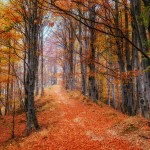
[11,16,22,23]
[55,0,70,10]
[0,86,147,149]
[34,19,38,24]
[55,0,78,11]
[49,22,54,27]
[0,2,23,85]
[120,70,140,80]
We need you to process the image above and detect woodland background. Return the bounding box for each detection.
[0,0,150,136]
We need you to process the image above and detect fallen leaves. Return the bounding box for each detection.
[0,85,149,150]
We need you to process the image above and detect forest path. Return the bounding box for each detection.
[1,85,149,150]
[34,85,141,150]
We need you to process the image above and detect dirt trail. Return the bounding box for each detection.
[1,85,149,150]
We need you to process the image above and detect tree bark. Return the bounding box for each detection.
[130,0,149,118]
[78,6,86,95]
[5,49,11,115]
[40,29,44,96]
[24,0,40,133]
[88,5,98,102]
[115,0,128,113]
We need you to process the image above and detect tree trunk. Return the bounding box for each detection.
[24,0,40,134]
[68,19,75,90]
[115,0,128,113]
[5,49,11,115]
[0,58,2,116]
[11,79,15,139]
[130,0,149,118]
[112,82,116,109]
[124,0,134,115]
[88,5,98,102]
[40,29,44,96]
[35,70,39,96]
[78,7,86,95]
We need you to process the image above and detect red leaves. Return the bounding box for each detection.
[0,86,147,150]
[49,22,54,27]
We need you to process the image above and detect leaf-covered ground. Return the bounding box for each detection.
[0,85,150,150]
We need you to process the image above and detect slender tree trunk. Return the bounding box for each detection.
[5,49,11,115]
[68,19,75,90]
[16,79,24,110]
[40,29,44,96]
[0,58,2,116]
[78,8,86,95]
[88,5,98,102]
[35,70,39,96]
[115,0,129,114]
[112,81,116,109]
[107,80,111,106]
[11,79,15,139]
[124,0,134,115]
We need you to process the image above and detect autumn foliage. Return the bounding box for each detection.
[0,0,150,149]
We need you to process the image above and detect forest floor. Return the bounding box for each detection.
[0,85,150,150]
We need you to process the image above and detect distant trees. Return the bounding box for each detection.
[50,0,150,118]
